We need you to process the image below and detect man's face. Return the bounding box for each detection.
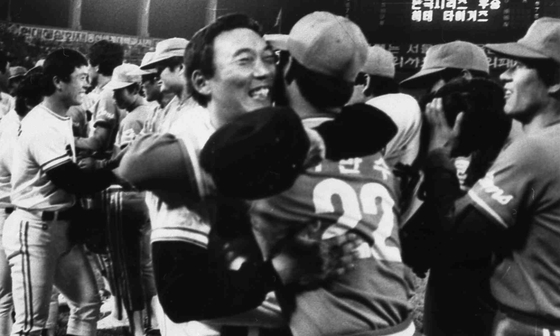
[500,60,549,121]
[205,28,276,118]
[60,65,89,107]
[142,76,162,102]
[113,85,136,110]
[157,62,184,94]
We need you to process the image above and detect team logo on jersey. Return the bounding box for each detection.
[479,171,513,205]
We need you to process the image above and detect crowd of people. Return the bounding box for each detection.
[0,9,559,336]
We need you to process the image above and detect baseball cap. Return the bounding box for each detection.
[130,52,157,76]
[8,66,27,81]
[264,34,288,51]
[200,106,310,200]
[25,59,44,76]
[141,38,188,70]
[485,17,560,64]
[106,63,142,90]
[400,41,489,88]
[287,12,368,82]
[362,45,395,79]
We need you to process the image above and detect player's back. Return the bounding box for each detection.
[251,149,415,336]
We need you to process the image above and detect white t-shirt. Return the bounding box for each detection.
[366,93,422,167]
[11,104,76,211]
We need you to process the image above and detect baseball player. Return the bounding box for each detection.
[118,14,381,336]
[74,40,126,156]
[422,17,560,336]
[0,51,14,121]
[397,41,499,336]
[203,12,414,336]
[0,73,43,336]
[4,49,116,336]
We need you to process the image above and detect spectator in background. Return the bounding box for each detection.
[362,45,422,168]
[139,37,193,132]
[74,40,126,156]
[136,52,175,135]
[7,66,27,96]
[0,51,15,120]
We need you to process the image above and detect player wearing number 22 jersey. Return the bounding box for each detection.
[250,118,415,336]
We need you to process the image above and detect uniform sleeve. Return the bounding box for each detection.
[117,133,201,202]
[27,125,73,172]
[116,118,143,148]
[467,139,546,229]
[91,94,119,130]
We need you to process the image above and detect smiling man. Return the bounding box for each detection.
[4,49,116,336]
[422,17,560,336]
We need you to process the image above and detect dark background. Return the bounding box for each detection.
[1,0,559,43]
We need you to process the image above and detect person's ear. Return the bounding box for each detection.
[547,82,560,96]
[191,70,211,97]
[461,69,473,80]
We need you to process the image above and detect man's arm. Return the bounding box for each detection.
[153,231,363,323]
[45,161,115,195]
[75,125,111,152]
[117,133,201,202]
[422,148,504,264]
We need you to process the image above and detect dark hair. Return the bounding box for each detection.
[435,77,512,186]
[186,13,262,106]
[520,58,560,87]
[0,51,8,74]
[364,75,399,97]
[42,49,88,96]
[88,40,124,77]
[15,73,44,116]
[285,58,354,109]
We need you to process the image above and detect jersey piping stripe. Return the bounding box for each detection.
[180,134,205,198]
[151,227,209,248]
[40,154,71,171]
[19,220,33,334]
[468,190,508,228]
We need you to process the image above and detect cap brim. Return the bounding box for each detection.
[141,52,184,70]
[400,67,447,88]
[106,81,134,90]
[484,42,550,61]
[264,34,288,51]
[8,74,24,81]
[129,68,156,76]
[24,65,43,76]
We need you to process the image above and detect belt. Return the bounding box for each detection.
[19,208,75,221]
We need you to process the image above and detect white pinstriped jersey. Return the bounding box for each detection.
[0,110,20,207]
[10,104,77,211]
[147,103,215,249]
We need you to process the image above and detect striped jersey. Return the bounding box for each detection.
[11,104,76,210]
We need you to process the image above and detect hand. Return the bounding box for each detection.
[303,127,326,169]
[78,157,96,172]
[425,97,463,152]
[271,231,365,288]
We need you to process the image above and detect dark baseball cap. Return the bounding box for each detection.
[200,106,310,200]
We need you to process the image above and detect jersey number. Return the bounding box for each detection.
[313,178,401,262]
